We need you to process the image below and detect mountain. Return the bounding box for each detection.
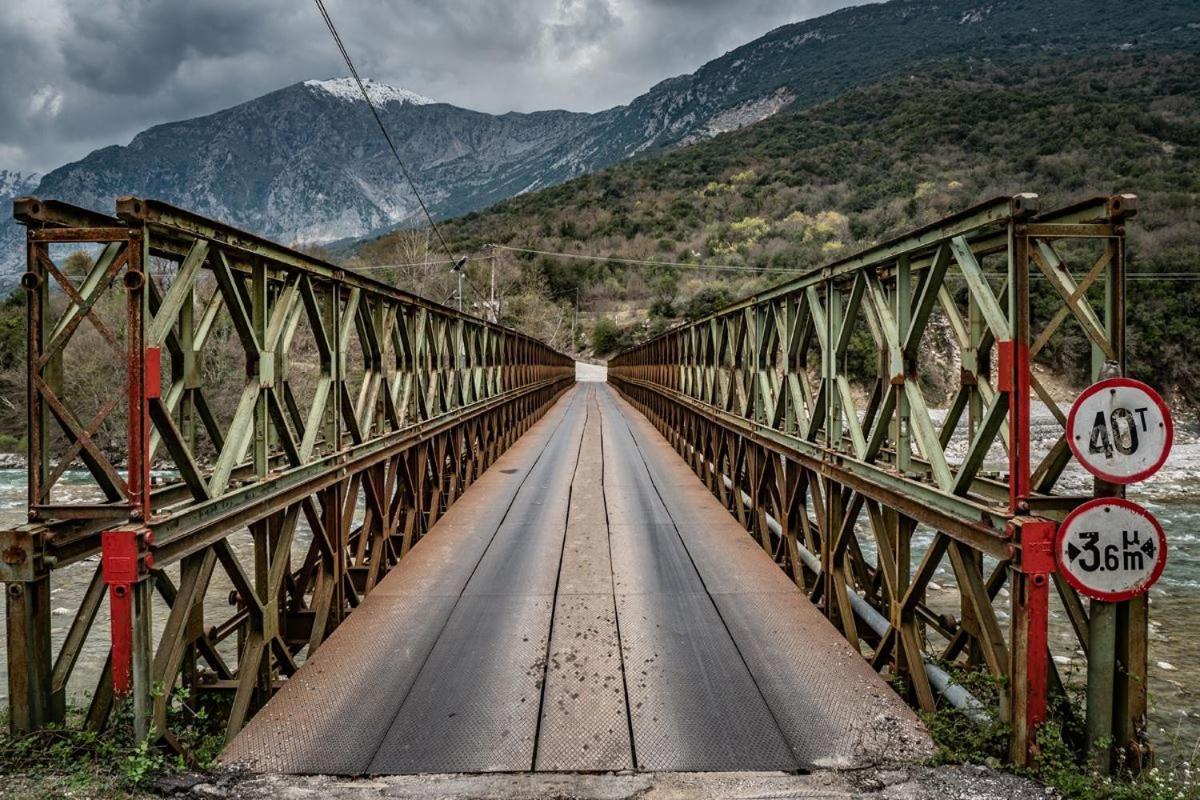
[6,78,594,256]
[0,170,39,205]
[535,0,1199,174]
[4,0,1198,279]
[351,51,1199,397]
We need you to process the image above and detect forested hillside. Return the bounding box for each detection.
[0,53,1196,454]
[352,53,1200,400]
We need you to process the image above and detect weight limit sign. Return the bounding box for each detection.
[1055,498,1167,602]
[1067,377,1173,485]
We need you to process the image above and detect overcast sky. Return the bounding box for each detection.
[1,0,864,175]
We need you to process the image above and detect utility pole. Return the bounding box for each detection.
[490,249,497,323]
[572,287,579,352]
[481,244,500,323]
[451,256,467,313]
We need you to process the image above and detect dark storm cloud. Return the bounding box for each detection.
[60,0,296,95]
[0,0,862,174]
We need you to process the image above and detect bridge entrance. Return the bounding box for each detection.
[223,383,927,773]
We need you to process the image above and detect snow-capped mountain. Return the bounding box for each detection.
[0,170,39,205]
[2,0,1196,279]
[6,79,595,259]
[304,78,435,108]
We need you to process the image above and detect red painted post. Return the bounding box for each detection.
[997,336,1031,513]
[1014,337,1032,504]
[100,530,149,696]
[1010,518,1055,764]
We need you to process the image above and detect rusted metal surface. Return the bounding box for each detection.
[608,194,1144,766]
[223,384,927,774]
[365,390,588,774]
[535,387,632,772]
[223,390,579,773]
[598,387,928,771]
[4,196,573,743]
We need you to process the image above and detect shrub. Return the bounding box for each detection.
[683,287,734,321]
[592,318,628,354]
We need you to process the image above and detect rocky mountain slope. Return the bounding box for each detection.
[3,0,1197,280]
[0,171,39,206]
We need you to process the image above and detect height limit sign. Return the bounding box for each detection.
[1056,498,1167,602]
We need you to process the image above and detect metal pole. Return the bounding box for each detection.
[572,288,578,351]
[1087,598,1118,769]
[1086,360,1125,771]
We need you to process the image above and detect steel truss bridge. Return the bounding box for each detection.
[1,192,1147,773]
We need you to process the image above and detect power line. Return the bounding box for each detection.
[494,245,1200,282]
[312,0,458,265]
[350,254,497,272]
[948,272,1200,282]
[492,245,804,274]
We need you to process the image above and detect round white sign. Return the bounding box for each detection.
[1067,378,1173,485]
[1055,498,1166,602]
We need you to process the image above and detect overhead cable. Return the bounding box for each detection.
[312,0,459,265]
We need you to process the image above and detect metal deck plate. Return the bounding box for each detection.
[536,389,633,771]
[224,384,930,775]
[221,590,459,774]
[535,592,632,771]
[615,590,797,771]
[368,593,556,774]
[606,387,932,768]
[368,392,589,773]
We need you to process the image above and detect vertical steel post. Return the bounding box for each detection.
[894,255,912,475]
[1006,209,1050,765]
[25,238,48,514]
[101,528,153,739]
[126,229,150,521]
[6,236,53,733]
[1086,208,1147,770]
[4,569,52,732]
[1010,519,1054,764]
[826,281,842,446]
[1087,599,1118,769]
[131,574,153,739]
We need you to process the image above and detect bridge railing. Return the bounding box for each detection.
[609,193,1142,766]
[2,196,573,743]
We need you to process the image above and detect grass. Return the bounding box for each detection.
[922,665,1200,800]
[0,689,226,799]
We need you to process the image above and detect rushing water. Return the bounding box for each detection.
[0,408,1195,758]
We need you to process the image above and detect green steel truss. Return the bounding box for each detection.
[609,193,1145,768]
[2,196,573,744]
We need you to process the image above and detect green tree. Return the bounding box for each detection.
[683,287,734,321]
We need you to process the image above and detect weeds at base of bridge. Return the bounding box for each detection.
[920,665,1199,800]
[1,670,1193,800]
[0,690,227,798]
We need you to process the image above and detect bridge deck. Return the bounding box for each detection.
[222,383,929,775]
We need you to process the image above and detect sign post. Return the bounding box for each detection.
[1064,377,1173,771]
